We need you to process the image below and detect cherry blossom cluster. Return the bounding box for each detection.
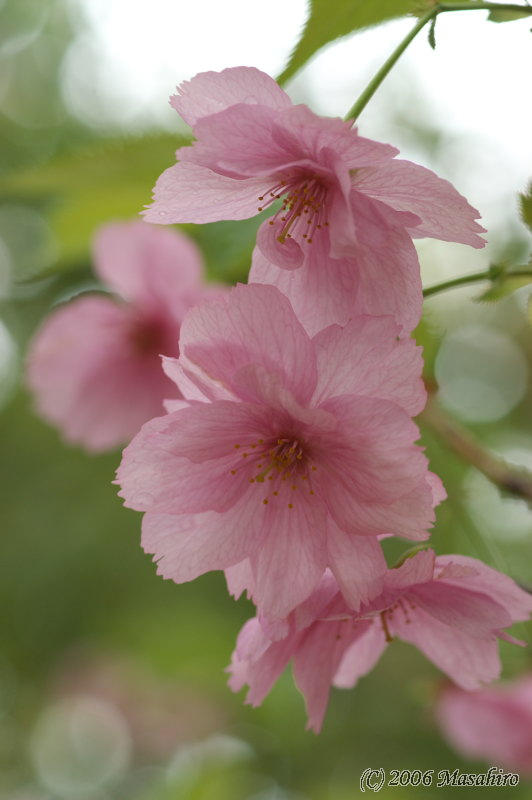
[27,67,532,731]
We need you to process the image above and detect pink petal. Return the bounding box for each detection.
[292,618,354,733]
[435,555,532,622]
[391,607,501,689]
[346,194,423,333]
[188,104,299,176]
[311,315,426,415]
[170,67,292,127]
[329,186,421,261]
[427,471,447,506]
[178,283,317,405]
[291,570,342,631]
[317,396,434,538]
[225,559,255,601]
[116,401,271,514]
[437,682,532,773]
[353,160,486,248]
[228,623,298,708]
[231,365,335,432]
[27,297,177,451]
[141,500,265,583]
[256,219,304,270]
[412,582,513,637]
[93,221,203,315]
[326,520,387,611]
[143,161,267,224]
[249,238,360,337]
[333,620,388,689]
[250,490,328,620]
[162,355,237,403]
[384,549,436,590]
[274,105,397,166]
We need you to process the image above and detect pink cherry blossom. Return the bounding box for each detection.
[143,66,485,334]
[228,551,532,733]
[117,283,442,620]
[436,676,532,773]
[27,221,217,451]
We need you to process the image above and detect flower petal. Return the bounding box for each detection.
[326,519,387,611]
[256,219,304,270]
[27,297,177,451]
[292,618,356,733]
[333,620,388,689]
[435,555,532,622]
[143,161,267,224]
[315,395,432,516]
[178,283,317,405]
[116,401,271,514]
[170,66,292,127]
[141,500,265,583]
[412,582,513,637]
[311,315,426,414]
[250,491,328,619]
[250,238,360,337]
[93,221,203,313]
[344,193,423,333]
[225,559,255,601]
[353,160,486,248]
[227,617,297,706]
[391,606,501,689]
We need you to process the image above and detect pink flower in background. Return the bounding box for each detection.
[117,283,442,620]
[27,221,217,451]
[436,677,532,774]
[143,66,485,333]
[228,551,532,733]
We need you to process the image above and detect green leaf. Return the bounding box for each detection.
[488,7,532,23]
[520,182,532,232]
[428,15,437,49]
[277,0,420,84]
[1,134,187,274]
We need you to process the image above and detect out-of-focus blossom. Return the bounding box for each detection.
[117,283,442,621]
[144,66,485,334]
[436,676,532,773]
[228,551,532,732]
[27,221,216,451]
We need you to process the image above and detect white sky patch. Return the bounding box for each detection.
[62,1,531,259]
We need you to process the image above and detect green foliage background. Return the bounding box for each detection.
[1,1,531,798]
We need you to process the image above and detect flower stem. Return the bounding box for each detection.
[344,3,532,122]
[421,398,532,502]
[422,267,532,298]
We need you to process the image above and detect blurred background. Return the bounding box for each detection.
[1,1,532,797]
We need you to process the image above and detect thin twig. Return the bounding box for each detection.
[345,2,532,121]
[421,397,532,502]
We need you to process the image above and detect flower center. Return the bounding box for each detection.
[129,316,169,356]
[257,175,329,246]
[230,436,318,508]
